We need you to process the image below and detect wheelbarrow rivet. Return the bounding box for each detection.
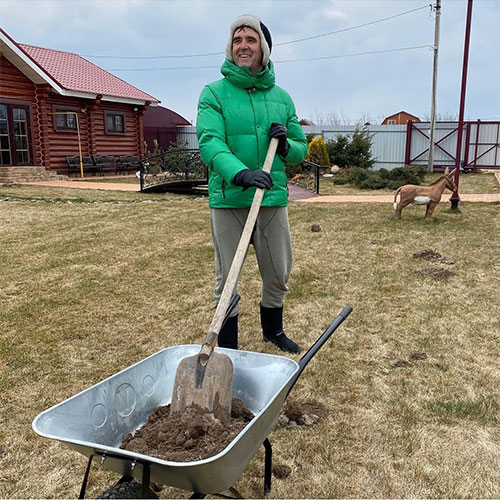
[131,460,137,471]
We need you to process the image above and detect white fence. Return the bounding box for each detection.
[176,122,500,170]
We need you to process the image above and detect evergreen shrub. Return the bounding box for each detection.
[325,127,375,169]
[333,166,426,190]
[306,136,330,166]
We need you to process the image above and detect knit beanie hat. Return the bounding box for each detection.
[226,14,273,67]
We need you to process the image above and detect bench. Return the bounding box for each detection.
[117,155,140,175]
[66,155,98,177]
[93,155,117,176]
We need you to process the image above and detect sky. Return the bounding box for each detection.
[1,0,499,125]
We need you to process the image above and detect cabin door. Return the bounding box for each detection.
[0,103,33,166]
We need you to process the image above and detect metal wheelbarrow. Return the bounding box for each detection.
[32,305,352,498]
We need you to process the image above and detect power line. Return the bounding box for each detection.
[275,4,432,46]
[107,45,433,71]
[82,3,432,60]
[276,45,433,64]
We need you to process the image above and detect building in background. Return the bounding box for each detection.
[381,111,421,125]
[143,106,191,153]
[0,27,159,178]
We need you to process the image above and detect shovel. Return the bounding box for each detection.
[170,138,279,422]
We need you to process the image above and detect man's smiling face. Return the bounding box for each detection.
[232,26,263,74]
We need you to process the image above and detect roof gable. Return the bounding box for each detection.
[383,110,420,121]
[0,28,159,105]
[20,44,159,104]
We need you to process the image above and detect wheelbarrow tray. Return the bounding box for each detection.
[32,345,299,494]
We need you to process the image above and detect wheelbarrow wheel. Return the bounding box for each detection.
[98,479,159,499]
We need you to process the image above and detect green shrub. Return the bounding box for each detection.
[305,133,316,144]
[306,136,330,166]
[326,135,350,168]
[326,127,375,169]
[333,165,426,190]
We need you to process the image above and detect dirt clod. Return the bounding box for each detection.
[283,400,328,426]
[121,398,253,462]
[392,360,412,368]
[409,352,428,361]
[273,464,292,479]
[417,267,455,281]
[311,224,322,232]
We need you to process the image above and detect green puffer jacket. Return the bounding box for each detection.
[196,59,308,208]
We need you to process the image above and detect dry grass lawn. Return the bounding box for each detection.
[0,183,499,499]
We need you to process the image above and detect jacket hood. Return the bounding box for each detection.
[221,58,275,90]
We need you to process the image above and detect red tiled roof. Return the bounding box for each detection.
[19,44,159,103]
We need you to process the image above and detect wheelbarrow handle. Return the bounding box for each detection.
[285,305,352,398]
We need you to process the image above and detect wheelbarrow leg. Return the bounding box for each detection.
[263,438,272,495]
[79,454,94,499]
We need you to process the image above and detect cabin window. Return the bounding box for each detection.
[0,102,32,165]
[105,112,125,134]
[388,119,396,125]
[54,108,78,131]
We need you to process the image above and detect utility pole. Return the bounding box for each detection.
[427,0,441,173]
[451,0,474,210]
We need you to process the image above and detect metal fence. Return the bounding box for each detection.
[174,122,500,170]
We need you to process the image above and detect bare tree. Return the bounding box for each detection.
[422,111,459,121]
[311,109,351,126]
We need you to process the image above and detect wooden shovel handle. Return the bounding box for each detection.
[199,137,279,365]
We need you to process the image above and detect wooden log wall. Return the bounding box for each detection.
[1,55,145,174]
[0,56,38,165]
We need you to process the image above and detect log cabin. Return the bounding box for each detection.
[0,27,160,180]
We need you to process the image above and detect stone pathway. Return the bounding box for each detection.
[17,176,500,203]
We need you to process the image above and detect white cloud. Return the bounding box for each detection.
[1,0,498,122]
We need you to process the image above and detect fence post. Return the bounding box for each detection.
[405,120,412,166]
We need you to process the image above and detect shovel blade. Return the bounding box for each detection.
[170,351,233,422]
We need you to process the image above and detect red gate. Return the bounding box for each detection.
[405,120,500,171]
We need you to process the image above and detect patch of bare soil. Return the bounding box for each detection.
[279,400,328,427]
[417,267,455,281]
[121,398,253,462]
[392,359,412,368]
[409,352,428,362]
[392,352,429,368]
[412,249,455,265]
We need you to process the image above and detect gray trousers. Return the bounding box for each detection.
[210,207,292,316]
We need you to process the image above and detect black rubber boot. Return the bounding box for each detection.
[260,305,301,354]
[218,315,238,350]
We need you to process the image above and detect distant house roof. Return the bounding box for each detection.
[0,27,159,105]
[144,105,190,128]
[382,111,420,124]
[299,119,316,126]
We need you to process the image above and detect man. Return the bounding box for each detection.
[196,14,308,354]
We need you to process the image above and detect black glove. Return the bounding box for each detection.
[233,169,273,190]
[270,122,290,157]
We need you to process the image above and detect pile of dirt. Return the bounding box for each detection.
[412,249,454,265]
[272,464,292,479]
[279,400,328,427]
[417,267,455,281]
[121,398,253,462]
